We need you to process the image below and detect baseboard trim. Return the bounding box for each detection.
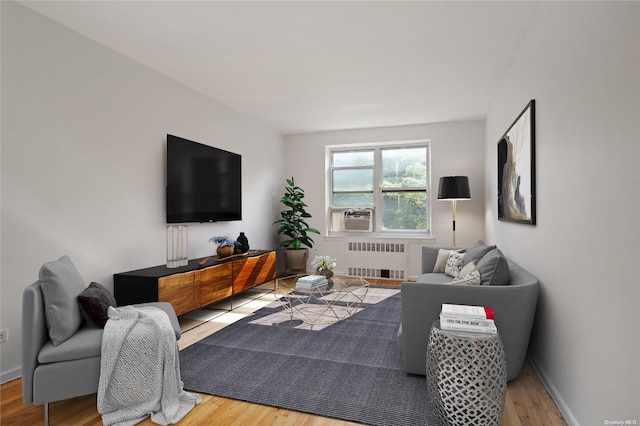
[528,353,579,426]
[1,366,21,385]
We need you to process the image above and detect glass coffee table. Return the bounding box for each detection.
[275,274,369,326]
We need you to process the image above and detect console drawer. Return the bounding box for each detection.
[158,271,197,316]
[199,263,233,306]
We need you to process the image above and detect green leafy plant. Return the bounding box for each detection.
[273,177,320,249]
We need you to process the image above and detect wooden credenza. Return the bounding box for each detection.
[114,250,276,316]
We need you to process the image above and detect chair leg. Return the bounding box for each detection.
[44,402,49,426]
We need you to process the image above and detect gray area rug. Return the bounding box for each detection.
[180,287,435,425]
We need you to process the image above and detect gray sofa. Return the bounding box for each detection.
[22,256,181,425]
[397,244,539,381]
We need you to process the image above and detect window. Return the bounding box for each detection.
[328,141,430,235]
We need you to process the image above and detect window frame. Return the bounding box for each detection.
[326,139,431,237]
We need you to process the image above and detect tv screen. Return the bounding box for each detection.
[166,134,242,223]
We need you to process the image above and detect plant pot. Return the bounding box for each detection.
[315,268,334,279]
[284,248,309,274]
[217,246,234,258]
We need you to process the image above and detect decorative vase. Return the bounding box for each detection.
[217,246,234,258]
[315,268,334,279]
[235,232,250,254]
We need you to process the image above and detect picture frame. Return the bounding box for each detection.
[497,99,536,225]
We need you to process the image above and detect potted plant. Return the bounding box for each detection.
[311,255,336,278]
[273,177,320,273]
[208,236,238,258]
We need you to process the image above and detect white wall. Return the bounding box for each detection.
[0,2,284,382]
[485,2,639,424]
[284,120,486,278]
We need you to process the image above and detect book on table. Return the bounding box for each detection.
[440,303,494,320]
[439,316,497,334]
[296,282,328,291]
[297,275,327,284]
[296,275,328,290]
[440,303,497,334]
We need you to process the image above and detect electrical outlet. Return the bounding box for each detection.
[0,328,8,343]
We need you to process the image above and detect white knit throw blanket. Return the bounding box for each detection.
[98,306,201,426]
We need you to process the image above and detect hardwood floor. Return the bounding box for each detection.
[1,279,566,425]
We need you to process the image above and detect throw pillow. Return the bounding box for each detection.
[444,251,466,277]
[433,249,463,273]
[457,261,476,277]
[452,269,481,286]
[78,282,117,328]
[462,241,497,267]
[39,255,86,345]
[475,248,511,286]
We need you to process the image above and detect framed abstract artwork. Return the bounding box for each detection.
[497,100,536,224]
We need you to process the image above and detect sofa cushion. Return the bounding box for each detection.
[416,273,453,285]
[78,282,117,328]
[452,269,481,285]
[38,323,103,364]
[445,251,466,277]
[432,249,451,273]
[433,249,465,273]
[457,261,476,277]
[462,240,496,267]
[475,248,511,286]
[39,256,86,345]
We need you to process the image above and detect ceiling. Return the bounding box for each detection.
[19,1,540,135]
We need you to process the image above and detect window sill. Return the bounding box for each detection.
[324,233,435,242]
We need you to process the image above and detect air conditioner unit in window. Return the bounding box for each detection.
[342,209,373,232]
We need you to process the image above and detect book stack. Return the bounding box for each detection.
[296,275,329,291]
[439,303,497,334]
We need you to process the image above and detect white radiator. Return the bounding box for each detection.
[346,241,406,280]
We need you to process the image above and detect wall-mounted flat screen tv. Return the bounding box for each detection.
[166,134,242,223]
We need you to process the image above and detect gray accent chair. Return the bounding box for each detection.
[397,245,539,381]
[22,282,181,425]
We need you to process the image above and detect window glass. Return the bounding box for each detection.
[329,141,430,235]
[381,147,427,188]
[333,151,374,167]
[332,193,374,207]
[381,191,428,230]
[332,169,373,192]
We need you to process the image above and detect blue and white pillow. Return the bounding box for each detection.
[452,269,481,286]
[445,251,466,277]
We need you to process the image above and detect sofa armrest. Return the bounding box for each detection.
[22,282,50,405]
[400,279,538,380]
